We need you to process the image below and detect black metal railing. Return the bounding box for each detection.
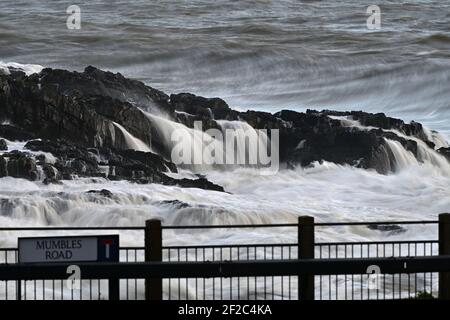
[0,215,449,300]
[1,255,449,300]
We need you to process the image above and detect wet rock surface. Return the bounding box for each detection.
[0,138,7,151]
[438,147,450,162]
[367,224,406,235]
[86,189,114,198]
[0,151,38,180]
[1,65,447,190]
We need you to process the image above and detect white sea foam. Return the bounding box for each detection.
[112,122,153,153]
[0,160,447,246]
[1,121,448,299]
[0,162,444,298]
[0,115,448,247]
[0,61,43,76]
[0,139,57,164]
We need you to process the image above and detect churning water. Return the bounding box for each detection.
[1,0,450,299]
[1,0,449,243]
[2,0,450,136]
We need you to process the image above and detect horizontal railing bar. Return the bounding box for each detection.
[161,224,297,229]
[0,247,145,251]
[0,240,439,251]
[0,227,145,231]
[0,220,438,232]
[0,240,439,252]
[315,220,438,226]
[163,243,297,249]
[316,240,438,245]
[162,220,438,229]
[161,240,439,249]
[0,255,449,280]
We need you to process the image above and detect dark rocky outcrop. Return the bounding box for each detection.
[438,147,450,162]
[22,138,224,191]
[0,64,447,189]
[162,177,225,192]
[0,138,7,151]
[87,189,114,198]
[367,224,406,235]
[321,110,432,146]
[270,110,422,173]
[171,92,239,121]
[158,199,191,209]
[42,163,60,184]
[0,125,35,141]
[0,151,38,180]
[0,156,7,177]
[36,66,171,112]
[168,94,437,174]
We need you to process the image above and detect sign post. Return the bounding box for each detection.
[18,235,120,300]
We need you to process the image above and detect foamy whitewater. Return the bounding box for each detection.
[1,134,447,299]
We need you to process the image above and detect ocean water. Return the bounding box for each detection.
[0,0,449,232]
[1,0,449,237]
[1,1,450,299]
[1,0,450,137]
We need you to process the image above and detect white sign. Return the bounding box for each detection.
[19,236,98,263]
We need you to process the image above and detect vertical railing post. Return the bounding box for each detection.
[298,215,315,300]
[16,280,21,300]
[107,236,120,300]
[439,213,450,299]
[109,277,120,301]
[145,219,162,300]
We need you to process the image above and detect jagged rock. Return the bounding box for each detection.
[158,199,191,208]
[0,156,7,177]
[164,177,225,192]
[87,189,113,198]
[42,164,61,184]
[1,65,448,187]
[106,150,175,181]
[170,92,238,121]
[2,151,38,180]
[87,148,100,157]
[321,110,432,145]
[0,138,7,151]
[21,136,224,191]
[116,149,177,173]
[438,147,450,161]
[273,110,421,174]
[367,224,406,235]
[38,66,171,111]
[166,94,436,174]
[25,139,100,177]
[0,125,35,141]
[24,139,178,182]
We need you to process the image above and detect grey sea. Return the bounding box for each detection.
[1,0,450,137]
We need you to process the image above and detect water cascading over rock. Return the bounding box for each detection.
[1,64,449,188]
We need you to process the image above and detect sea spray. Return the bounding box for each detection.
[143,111,279,174]
[112,122,153,153]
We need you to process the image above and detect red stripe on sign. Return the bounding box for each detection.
[101,239,113,245]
